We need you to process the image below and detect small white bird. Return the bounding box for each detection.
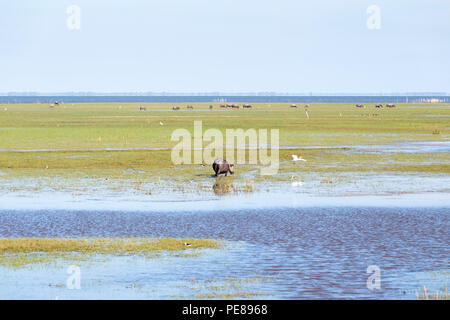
[292,155,307,162]
[291,176,304,187]
[184,242,192,247]
[159,121,164,126]
[292,180,304,187]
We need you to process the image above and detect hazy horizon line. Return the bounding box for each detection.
[0,92,448,97]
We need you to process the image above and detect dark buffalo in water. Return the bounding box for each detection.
[212,158,234,177]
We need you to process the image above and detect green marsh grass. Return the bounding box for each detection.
[416,286,449,300]
[0,238,220,268]
[0,102,449,195]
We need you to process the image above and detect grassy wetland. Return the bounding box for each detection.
[0,238,219,268]
[0,102,449,197]
[0,102,449,299]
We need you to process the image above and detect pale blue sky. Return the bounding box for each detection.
[0,0,449,93]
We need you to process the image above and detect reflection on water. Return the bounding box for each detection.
[0,207,448,299]
[213,181,234,195]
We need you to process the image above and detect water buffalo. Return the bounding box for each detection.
[386,103,396,108]
[356,104,365,108]
[231,104,239,109]
[187,105,194,109]
[172,106,180,110]
[290,104,297,108]
[243,104,252,108]
[375,104,383,108]
[212,158,234,177]
[139,106,147,111]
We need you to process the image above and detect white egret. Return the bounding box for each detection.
[292,155,307,162]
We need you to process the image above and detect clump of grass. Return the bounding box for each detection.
[416,286,449,300]
[432,129,441,135]
[0,237,219,254]
[241,180,254,193]
[321,177,333,184]
[212,180,255,195]
[0,238,220,268]
[185,276,272,299]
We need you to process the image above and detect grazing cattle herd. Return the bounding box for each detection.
[355,103,396,109]
[45,102,399,111]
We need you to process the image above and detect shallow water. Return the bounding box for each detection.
[0,206,448,299]
[1,140,449,153]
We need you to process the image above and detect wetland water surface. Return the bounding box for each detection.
[0,206,448,299]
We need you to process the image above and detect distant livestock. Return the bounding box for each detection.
[139,106,147,111]
[375,104,383,108]
[242,104,252,108]
[220,104,226,108]
[304,104,310,109]
[386,103,396,108]
[290,104,297,108]
[209,105,214,109]
[231,104,239,109]
[356,104,365,108]
[172,106,180,110]
[187,105,194,109]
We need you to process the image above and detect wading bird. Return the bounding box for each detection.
[292,155,307,162]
